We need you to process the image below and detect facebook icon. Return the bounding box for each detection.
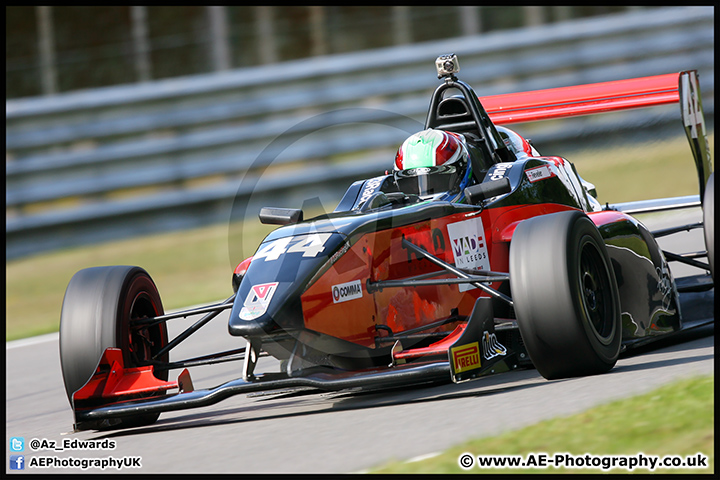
[10,455,25,470]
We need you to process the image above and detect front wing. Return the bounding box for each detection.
[71,297,513,431]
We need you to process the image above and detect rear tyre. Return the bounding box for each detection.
[703,172,714,280]
[59,266,168,427]
[509,210,621,380]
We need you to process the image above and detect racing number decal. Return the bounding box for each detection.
[254,233,332,262]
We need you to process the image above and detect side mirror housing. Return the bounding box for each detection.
[259,207,303,225]
[464,178,512,206]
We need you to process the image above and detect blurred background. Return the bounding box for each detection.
[6,6,654,98]
[5,6,714,339]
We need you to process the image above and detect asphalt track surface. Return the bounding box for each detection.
[6,209,714,474]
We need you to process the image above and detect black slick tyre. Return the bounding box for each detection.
[59,266,168,427]
[509,210,621,380]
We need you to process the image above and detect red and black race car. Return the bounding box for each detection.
[59,54,714,431]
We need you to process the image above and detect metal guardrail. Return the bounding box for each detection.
[5,6,715,259]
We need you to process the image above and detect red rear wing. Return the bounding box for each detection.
[481,73,680,125]
[480,71,711,199]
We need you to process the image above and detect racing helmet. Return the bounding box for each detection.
[393,129,471,198]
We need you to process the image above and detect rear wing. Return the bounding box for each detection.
[480,71,713,201]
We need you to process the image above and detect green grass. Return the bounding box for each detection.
[4,133,713,341]
[371,375,714,474]
[569,135,711,204]
[5,220,276,341]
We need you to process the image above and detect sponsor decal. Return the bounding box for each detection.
[489,162,514,181]
[239,282,279,320]
[446,217,491,291]
[332,280,363,304]
[451,342,481,373]
[358,176,385,205]
[328,242,350,266]
[524,165,555,183]
[482,331,507,360]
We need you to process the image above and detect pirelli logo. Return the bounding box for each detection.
[450,342,481,374]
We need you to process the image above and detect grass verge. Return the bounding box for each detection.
[5,220,276,341]
[371,375,714,474]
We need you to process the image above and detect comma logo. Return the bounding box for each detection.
[332,280,363,304]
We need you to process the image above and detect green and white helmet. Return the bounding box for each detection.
[393,129,470,198]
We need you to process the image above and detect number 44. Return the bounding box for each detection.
[254,233,333,262]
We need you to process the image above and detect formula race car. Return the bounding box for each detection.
[59,54,714,431]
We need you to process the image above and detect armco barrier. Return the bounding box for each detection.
[5,7,714,259]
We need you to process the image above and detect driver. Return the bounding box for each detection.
[393,129,473,202]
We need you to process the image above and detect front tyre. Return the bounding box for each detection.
[509,210,621,380]
[59,266,168,427]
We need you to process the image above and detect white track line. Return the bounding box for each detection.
[5,301,224,350]
[6,331,59,349]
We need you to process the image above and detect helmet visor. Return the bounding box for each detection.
[394,165,461,197]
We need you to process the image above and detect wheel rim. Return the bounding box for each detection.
[578,237,615,343]
[121,275,167,371]
[127,292,160,366]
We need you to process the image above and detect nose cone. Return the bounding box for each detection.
[229,281,283,337]
[228,230,346,338]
